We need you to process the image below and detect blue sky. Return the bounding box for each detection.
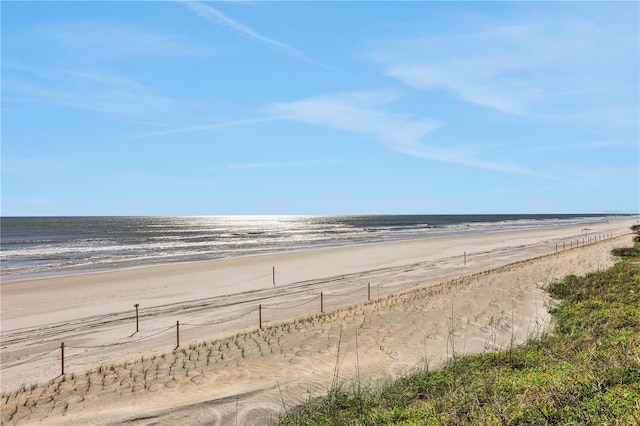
[2,1,638,216]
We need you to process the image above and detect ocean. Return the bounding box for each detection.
[0,214,612,279]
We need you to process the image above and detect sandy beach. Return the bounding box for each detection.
[1,218,637,425]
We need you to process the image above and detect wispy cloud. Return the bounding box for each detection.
[368,24,547,115]
[4,66,171,118]
[182,1,339,71]
[3,20,187,119]
[211,159,345,171]
[267,91,440,148]
[33,21,199,58]
[266,91,543,176]
[368,12,638,125]
[137,90,541,176]
[133,116,284,138]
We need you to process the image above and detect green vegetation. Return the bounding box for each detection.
[279,243,640,425]
[611,225,640,258]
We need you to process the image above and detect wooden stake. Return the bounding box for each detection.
[367,283,371,301]
[320,292,324,313]
[176,321,180,348]
[134,303,139,333]
[61,342,65,376]
[259,304,262,329]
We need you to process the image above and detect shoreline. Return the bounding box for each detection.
[0,216,629,283]
[1,222,628,324]
[1,215,631,282]
[1,228,532,283]
[0,219,637,424]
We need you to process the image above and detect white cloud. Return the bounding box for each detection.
[368,12,638,124]
[368,24,549,115]
[266,91,543,176]
[268,91,440,147]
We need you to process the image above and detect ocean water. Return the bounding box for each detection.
[0,214,611,279]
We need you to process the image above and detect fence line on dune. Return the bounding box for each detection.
[0,283,376,377]
[0,232,617,381]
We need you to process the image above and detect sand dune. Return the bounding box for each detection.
[1,219,636,425]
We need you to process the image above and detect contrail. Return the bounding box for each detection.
[182,1,342,72]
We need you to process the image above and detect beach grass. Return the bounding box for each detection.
[278,242,640,425]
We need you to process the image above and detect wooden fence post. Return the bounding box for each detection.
[134,303,139,333]
[176,321,180,348]
[61,342,65,376]
[320,292,324,313]
[259,304,262,329]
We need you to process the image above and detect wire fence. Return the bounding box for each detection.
[0,284,376,376]
[0,232,617,380]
